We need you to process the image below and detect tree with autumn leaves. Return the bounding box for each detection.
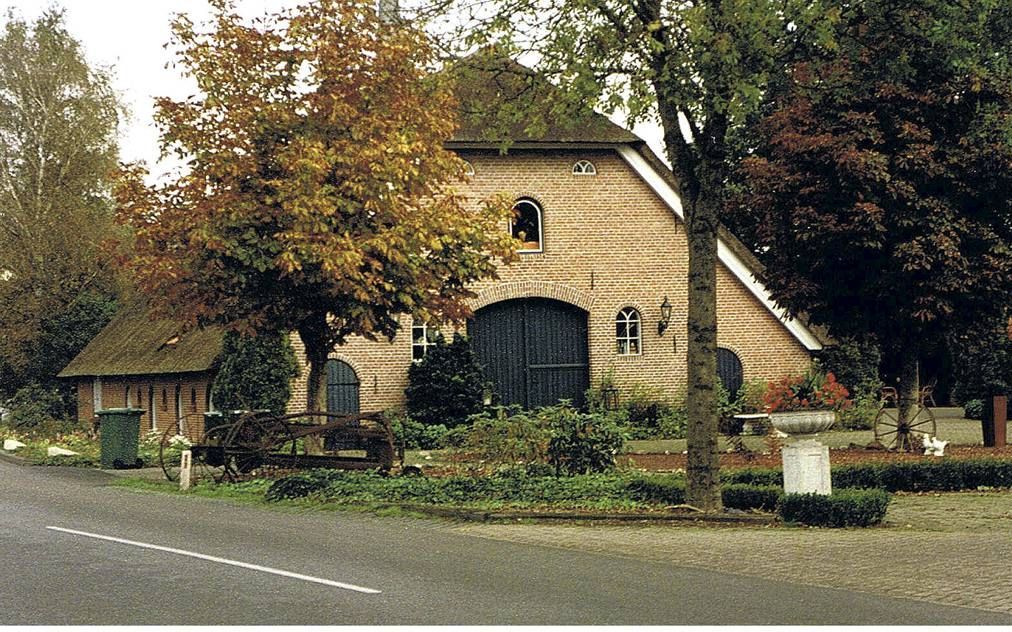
[115,0,516,411]
[731,0,1012,416]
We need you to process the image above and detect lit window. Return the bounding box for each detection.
[511,199,543,252]
[573,160,597,175]
[616,308,641,355]
[412,322,440,361]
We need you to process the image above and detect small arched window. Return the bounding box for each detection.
[511,199,543,252]
[616,307,642,355]
[573,160,597,175]
[462,160,475,177]
[717,348,744,398]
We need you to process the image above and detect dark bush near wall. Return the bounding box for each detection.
[778,489,891,527]
[405,334,489,428]
[212,330,299,416]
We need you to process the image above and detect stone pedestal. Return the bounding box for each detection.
[782,439,831,495]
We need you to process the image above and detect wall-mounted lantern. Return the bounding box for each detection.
[657,296,673,336]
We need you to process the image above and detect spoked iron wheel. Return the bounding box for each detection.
[874,402,937,451]
[158,424,188,482]
[221,416,298,482]
[189,424,232,484]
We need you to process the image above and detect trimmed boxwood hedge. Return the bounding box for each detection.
[722,458,1012,493]
[778,489,891,527]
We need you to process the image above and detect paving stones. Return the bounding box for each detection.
[453,493,1012,616]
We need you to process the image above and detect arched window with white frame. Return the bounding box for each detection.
[616,307,641,355]
[511,199,543,252]
[572,160,597,175]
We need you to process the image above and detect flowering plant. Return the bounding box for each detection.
[763,369,851,413]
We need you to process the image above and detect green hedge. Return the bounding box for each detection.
[722,458,1012,493]
[778,489,891,527]
[722,484,782,512]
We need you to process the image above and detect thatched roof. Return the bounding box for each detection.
[58,300,223,378]
[448,55,640,146]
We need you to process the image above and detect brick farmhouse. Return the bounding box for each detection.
[60,64,822,434]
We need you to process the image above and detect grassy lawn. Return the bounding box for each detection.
[885,491,1012,532]
[624,409,1002,455]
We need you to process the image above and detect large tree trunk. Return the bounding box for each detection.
[897,352,920,451]
[684,189,723,512]
[297,313,333,454]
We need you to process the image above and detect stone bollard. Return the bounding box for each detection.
[179,450,193,491]
[782,439,832,495]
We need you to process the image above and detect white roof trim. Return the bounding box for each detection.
[616,145,823,351]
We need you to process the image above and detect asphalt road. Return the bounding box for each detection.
[3,459,1011,625]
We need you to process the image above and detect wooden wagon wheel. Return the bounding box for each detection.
[220,415,298,482]
[874,400,937,451]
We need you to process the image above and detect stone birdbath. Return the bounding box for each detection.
[769,410,835,495]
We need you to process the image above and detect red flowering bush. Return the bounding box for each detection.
[763,369,851,413]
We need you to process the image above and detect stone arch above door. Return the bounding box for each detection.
[469,281,595,313]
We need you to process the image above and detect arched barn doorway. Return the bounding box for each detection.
[468,298,589,408]
[326,359,360,414]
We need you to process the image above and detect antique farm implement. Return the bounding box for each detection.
[873,385,937,451]
[158,410,400,483]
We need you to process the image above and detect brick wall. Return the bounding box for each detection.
[286,147,812,413]
[74,372,215,439]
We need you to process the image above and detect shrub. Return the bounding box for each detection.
[948,315,1012,410]
[3,383,74,431]
[777,489,891,527]
[624,474,686,505]
[836,389,880,430]
[963,399,984,420]
[405,333,489,428]
[459,407,550,467]
[722,484,782,511]
[545,404,626,475]
[388,411,450,450]
[722,468,783,487]
[265,468,357,501]
[211,330,299,416]
[815,336,882,402]
[726,459,1012,493]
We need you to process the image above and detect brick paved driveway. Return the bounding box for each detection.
[453,492,1012,616]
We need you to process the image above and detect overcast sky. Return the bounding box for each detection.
[3,1,664,180]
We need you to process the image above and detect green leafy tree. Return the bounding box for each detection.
[423,0,839,509]
[115,0,516,413]
[405,333,488,428]
[731,0,1012,422]
[211,330,299,416]
[0,9,122,405]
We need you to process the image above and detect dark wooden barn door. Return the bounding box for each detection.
[326,359,360,414]
[716,348,744,398]
[469,298,589,408]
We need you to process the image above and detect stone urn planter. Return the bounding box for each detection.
[769,410,836,496]
[769,409,836,439]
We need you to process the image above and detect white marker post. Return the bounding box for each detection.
[179,449,192,491]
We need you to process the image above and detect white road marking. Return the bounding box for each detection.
[46,525,381,594]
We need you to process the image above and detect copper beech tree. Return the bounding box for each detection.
[115,0,516,411]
